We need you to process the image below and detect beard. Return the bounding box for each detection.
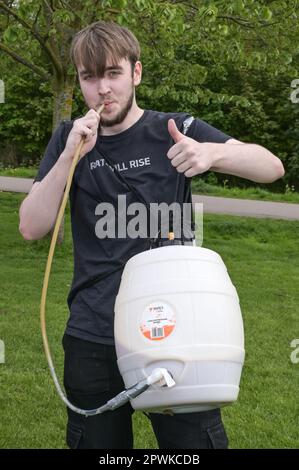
[100,85,134,127]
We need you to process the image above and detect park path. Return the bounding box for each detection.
[1,176,299,220]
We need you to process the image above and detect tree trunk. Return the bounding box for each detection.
[52,73,76,130]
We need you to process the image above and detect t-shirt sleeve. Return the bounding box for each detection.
[34,120,73,183]
[186,117,232,143]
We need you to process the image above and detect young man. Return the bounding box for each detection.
[19,21,284,449]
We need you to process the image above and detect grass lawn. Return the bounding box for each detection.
[0,166,38,179]
[191,179,299,204]
[0,192,298,448]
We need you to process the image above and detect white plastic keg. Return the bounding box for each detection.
[114,246,245,414]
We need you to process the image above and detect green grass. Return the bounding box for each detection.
[0,192,299,448]
[0,166,38,179]
[191,179,299,203]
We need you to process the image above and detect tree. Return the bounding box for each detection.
[1,0,299,190]
[0,0,187,130]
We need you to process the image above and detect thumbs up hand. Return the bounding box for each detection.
[167,119,216,177]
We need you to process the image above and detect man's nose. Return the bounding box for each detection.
[97,77,111,95]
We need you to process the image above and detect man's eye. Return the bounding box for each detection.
[109,71,120,77]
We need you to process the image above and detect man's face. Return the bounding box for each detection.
[78,58,142,127]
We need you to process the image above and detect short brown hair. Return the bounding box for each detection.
[70,21,140,76]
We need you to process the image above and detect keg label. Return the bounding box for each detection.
[140,302,176,341]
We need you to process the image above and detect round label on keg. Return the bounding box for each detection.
[140,302,176,341]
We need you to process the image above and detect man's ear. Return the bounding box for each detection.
[133,61,142,86]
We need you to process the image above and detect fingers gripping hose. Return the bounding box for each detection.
[39,105,175,417]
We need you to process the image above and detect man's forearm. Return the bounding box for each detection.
[210,143,285,183]
[19,153,73,240]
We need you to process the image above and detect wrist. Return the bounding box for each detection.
[59,150,74,164]
[209,143,225,171]
[57,151,74,178]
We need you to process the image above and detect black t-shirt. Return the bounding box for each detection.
[35,109,231,344]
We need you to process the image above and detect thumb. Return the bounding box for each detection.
[168,119,184,143]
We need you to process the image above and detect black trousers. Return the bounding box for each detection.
[62,334,229,449]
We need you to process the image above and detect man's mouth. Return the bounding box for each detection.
[101,100,114,110]
[101,99,114,105]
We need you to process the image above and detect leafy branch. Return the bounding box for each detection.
[0,41,51,80]
[0,0,63,76]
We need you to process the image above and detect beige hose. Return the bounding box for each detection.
[40,104,105,399]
